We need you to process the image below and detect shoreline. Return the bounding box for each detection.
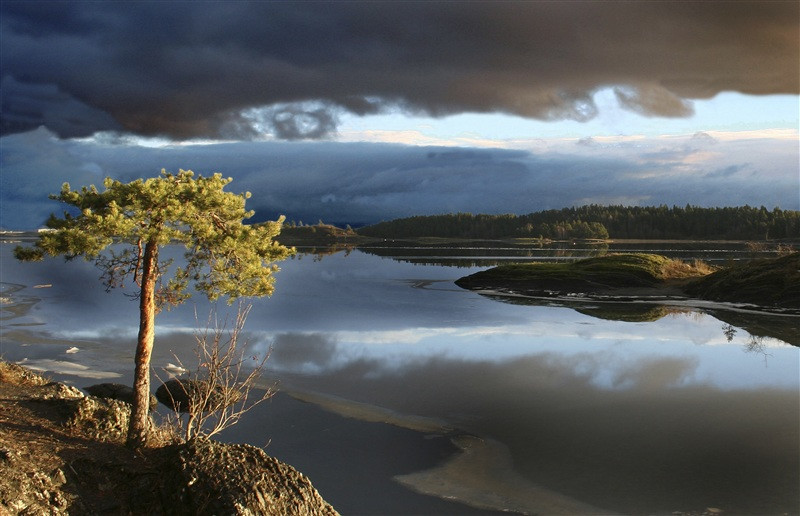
[0,361,339,515]
[469,285,800,316]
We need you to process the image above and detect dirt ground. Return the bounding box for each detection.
[0,361,166,514]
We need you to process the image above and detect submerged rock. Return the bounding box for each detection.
[156,378,242,413]
[85,382,158,411]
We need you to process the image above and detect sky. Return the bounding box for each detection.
[1,1,798,230]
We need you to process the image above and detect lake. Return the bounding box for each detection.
[1,240,798,515]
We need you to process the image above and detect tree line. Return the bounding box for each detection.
[357,205,800,240]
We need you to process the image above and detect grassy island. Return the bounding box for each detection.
[684,252,800,308]
[456,253,713,295]
[456,252,800,309]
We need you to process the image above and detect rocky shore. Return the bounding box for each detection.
[0,361,339,515]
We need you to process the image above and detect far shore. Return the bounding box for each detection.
[5,228,798,245]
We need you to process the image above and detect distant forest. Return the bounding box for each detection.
[357,205,800,241]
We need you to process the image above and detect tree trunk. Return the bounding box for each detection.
[127,240,158,448]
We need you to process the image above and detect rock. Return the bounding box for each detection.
[0,362,49,386]
[63,397,132,443]
[40,381,84,400]
[158,437,339,515]
[85,382,158,411]
[156,379,241,413]
[0,449,16,463]
[1,361,339,514]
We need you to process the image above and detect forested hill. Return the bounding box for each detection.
[356,206,800,240]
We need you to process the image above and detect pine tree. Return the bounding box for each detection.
[15,169,294,447]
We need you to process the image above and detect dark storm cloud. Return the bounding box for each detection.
[261,104,340,141]
[1,1,796,139]
[0,76,122,137]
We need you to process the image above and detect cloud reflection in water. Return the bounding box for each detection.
[274,347,798,514]
[2,243,798,513]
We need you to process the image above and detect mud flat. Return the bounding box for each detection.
[285,389,609,515]
[395,434,610,515]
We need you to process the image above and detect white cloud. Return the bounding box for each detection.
[705,129,799,141]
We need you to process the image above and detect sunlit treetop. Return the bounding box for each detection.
[15,169,294,307]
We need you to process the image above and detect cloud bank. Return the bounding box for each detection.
[1,1,797,139]
[1,128,796,230]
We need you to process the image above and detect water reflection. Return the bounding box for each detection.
[475,291,800,347]
[722,323,737,341]
[487,294,691,322]
[1,242,798,514]
[269,348,798,514]
[270,332,338,372]
[706,307,800,346]
[358,241,611,267]
[356,240,776,267]
[289,244,356,261]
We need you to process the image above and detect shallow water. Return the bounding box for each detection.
[1,242,798,514]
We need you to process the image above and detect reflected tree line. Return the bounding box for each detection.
[358,242,610,268]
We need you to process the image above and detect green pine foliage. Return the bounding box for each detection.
[15,169,294,305]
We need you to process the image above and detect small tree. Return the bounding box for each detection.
[156,303,275,441]
[14,169,293,448]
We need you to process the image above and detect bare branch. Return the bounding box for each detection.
[156,302,275,441]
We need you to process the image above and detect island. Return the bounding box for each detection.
[455,252,800,309]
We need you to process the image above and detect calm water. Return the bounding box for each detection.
[1,241,798,515]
